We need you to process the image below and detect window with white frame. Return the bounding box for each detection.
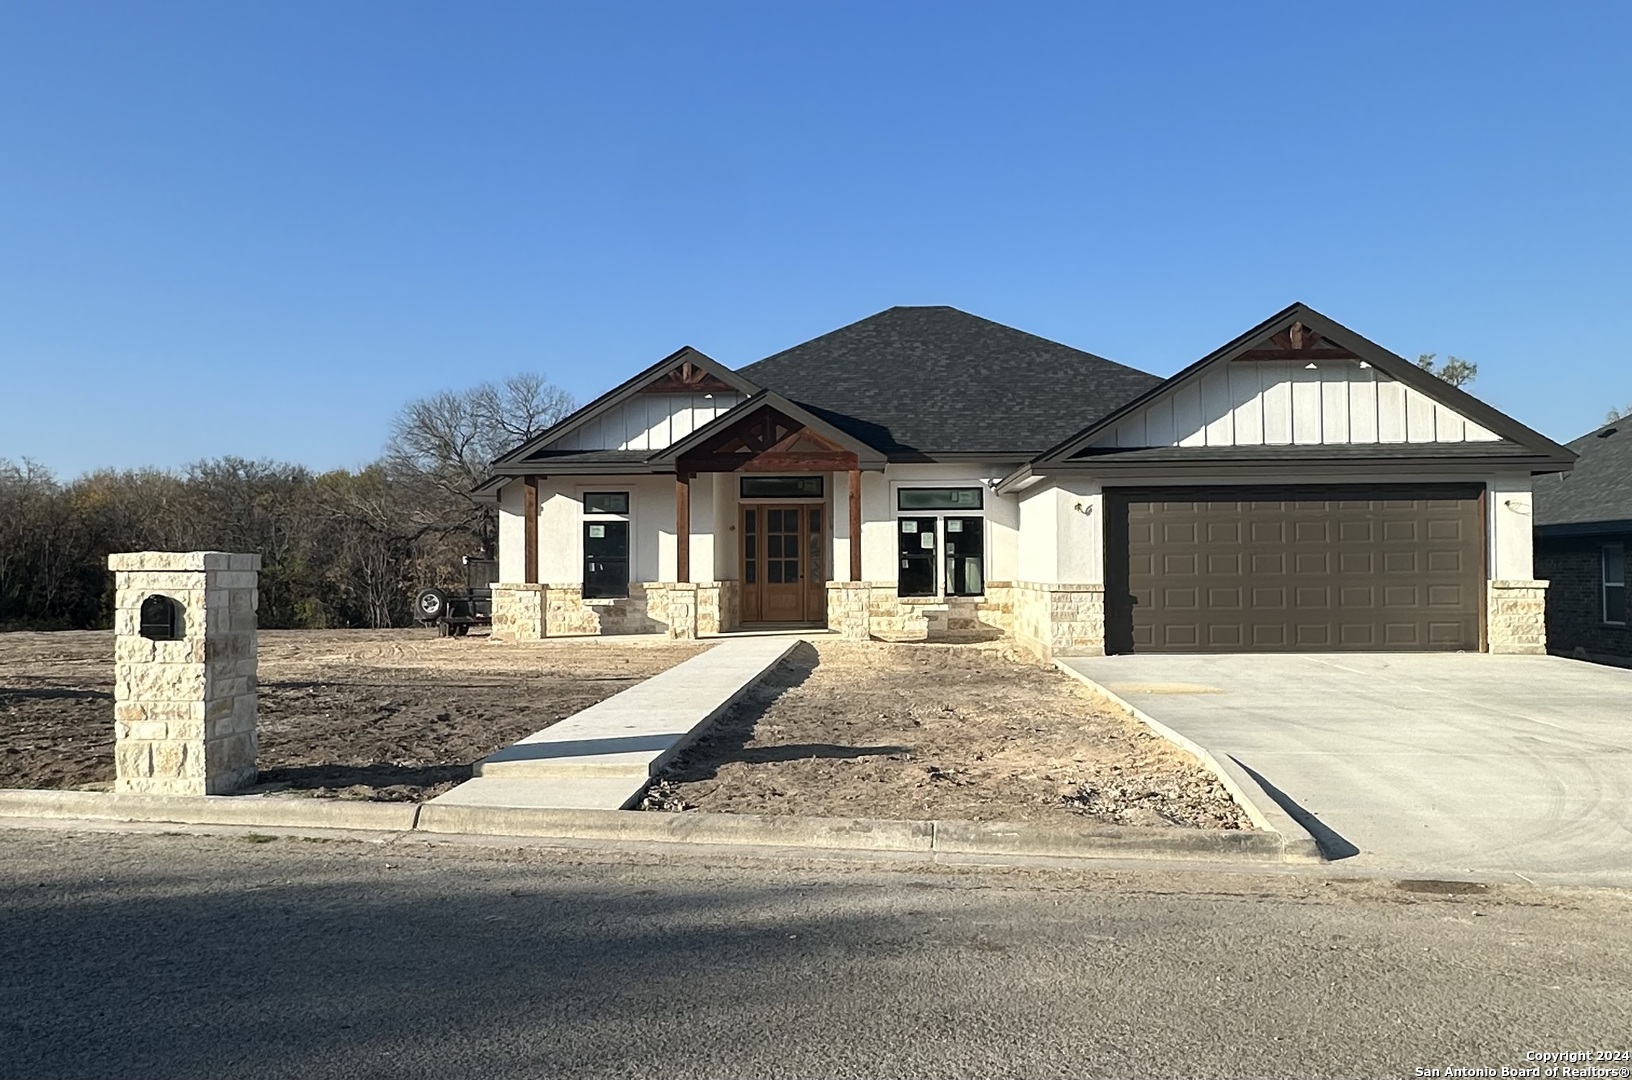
[582,492,630,599]
[896,487,985,598]
[1605,544,1627,626]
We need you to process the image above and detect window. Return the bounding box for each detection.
[898,487,982,511]
[1606,544,1627,626]
[898,517,937,596]
[583,492,629,515]
[740,476,823,499]
[896,490,987,598]
[583,491,630,599]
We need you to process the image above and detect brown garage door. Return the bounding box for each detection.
[1105,485,1485,653]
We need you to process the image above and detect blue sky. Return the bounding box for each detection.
[3,1,1629,478]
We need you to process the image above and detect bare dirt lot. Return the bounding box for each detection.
[644,641,1248,829]
[0,630,707,800]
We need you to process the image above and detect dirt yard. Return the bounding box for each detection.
[643,641,1248,829]
[0,630,707,801]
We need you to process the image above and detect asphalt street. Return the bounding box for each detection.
[3,826,1629,1080]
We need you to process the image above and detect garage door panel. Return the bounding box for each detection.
[1114,485,1482,653]
[1294,586,1329,608]
[1251,553,1285,575]
[1384,623,1421,646]
[1251,522,1284,543]
[1163,553,1198,575]
[1294,552,1329,574]
[1339,553,1374,574]
[1426,551,1463,572]
[1339,623,1378,646]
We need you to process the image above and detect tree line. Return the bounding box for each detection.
[0,374,573,631]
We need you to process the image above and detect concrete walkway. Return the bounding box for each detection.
[432,636,801,811]
[1061,652,1632,886]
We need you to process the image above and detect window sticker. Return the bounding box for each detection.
[919,532,934,550]
[946,542,956,554]
[588,524,605,538]
[946,519,963,533]
[901,520,918,533]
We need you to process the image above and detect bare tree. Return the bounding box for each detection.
[1607,404,1631,422]
[1415,353,1478,388]
[384,374,574,556]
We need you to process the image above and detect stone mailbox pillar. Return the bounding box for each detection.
[108,551,261,795]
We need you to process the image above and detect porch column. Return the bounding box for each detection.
[523,475,539,585]
[848,467,862,582]
[675,471,691,583]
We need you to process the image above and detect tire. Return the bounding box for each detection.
[415,587,448,622]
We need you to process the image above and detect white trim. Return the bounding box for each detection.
[1604,543,1627,627]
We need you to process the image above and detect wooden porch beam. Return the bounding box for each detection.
[523,475,539,585]
[848,467,862,582]
[676,471,691,584]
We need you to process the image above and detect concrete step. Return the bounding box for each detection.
[429,775,647,810]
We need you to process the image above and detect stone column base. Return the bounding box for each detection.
[491,583,545,641]
[662,583,699,640]
[825,582,873,640]
[1488,579,1548,654]
[1012,581,1105,660]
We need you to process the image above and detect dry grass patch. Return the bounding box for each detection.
[644,640,1248,829]
[0,629,707,801]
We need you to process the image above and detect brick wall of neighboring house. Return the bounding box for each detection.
[1536,533,1632,660]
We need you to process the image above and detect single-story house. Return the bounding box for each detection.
[1534,418,1630,662]
[476,302,1575,658]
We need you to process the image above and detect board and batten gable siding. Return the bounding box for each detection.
[1089,360,1499,449]
[555,393,747,452]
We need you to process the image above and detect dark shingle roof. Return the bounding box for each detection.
[736,306,1162,458]
[1534,419,1632,527]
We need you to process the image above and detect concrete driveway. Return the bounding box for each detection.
[1060,653,1632,885]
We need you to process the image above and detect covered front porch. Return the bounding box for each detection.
[493,395,886,641]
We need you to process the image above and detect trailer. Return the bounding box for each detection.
[414,556,498,636]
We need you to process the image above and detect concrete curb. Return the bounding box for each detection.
[0,789,1297,864]
[1053,659,1325,863]
[0,789,420,832]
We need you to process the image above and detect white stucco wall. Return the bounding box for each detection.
[1017,480,1103,585]
[1487,474,1535,581]
[499,467,1536,595]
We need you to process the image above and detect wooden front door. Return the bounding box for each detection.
[740,504,827,624]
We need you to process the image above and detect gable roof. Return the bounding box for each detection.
[648,390,889,470]
[1027,302,1577,470]
[1534,418,1632,532]
[737,306,1162,459]
[488,346,759,470]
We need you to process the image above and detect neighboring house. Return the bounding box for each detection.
[476,302,1574,658]
[1533,419,1631,662]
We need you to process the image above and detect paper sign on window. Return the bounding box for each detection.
[947,520,963,533]
[919,532,934,550]
[901,521,918,533]
[589,524,605,538]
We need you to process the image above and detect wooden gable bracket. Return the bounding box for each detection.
[637,360,739,395]
[1237,321,1361,362]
